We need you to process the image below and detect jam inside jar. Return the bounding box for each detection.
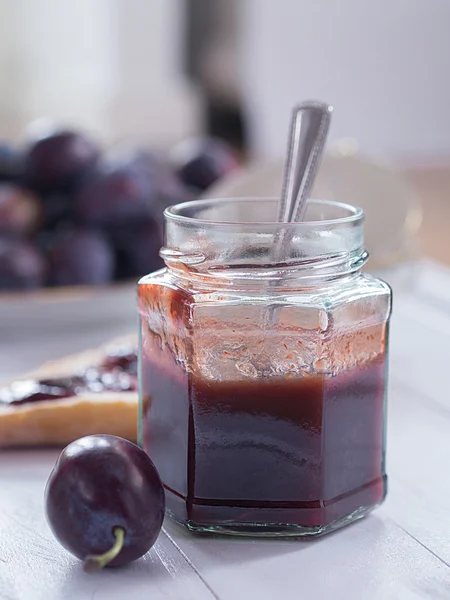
[138,198,391,537]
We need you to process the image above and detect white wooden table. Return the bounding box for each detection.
[1,262,450,600]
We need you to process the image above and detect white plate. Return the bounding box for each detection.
[0,284,137,380]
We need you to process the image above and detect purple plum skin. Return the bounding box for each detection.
[49,229,114,286]
[24,130,99,191]
[74,165,152,228]
[171,137,238,192]
[0,184,42,234]
[0,238,46,290]
[0,141,23,183]
[45,435,165,568]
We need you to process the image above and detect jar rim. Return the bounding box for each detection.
[165,198,364,229]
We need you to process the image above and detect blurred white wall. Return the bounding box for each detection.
[0,0,117,141]
[240,0,450,165]
[0,0,200,145]
[110,0,201,146]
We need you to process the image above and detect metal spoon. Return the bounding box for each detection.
[278,100,333,224]
[265,101,332,326]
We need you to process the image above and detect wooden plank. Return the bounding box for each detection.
[383,378,450,566]
[377,279,450,565]
[0,451,215,600]
[0,261,449,599]
[158,326,450,600]
[412,261,450,311]
[163,514,449,600]
[389,296,450,410]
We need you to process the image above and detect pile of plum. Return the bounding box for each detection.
[0,128,238,290]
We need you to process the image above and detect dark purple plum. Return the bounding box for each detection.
[170,136,238,192]
[0,238,46,290]
[49,229,114,286]
[45,435,165,570]
[112,218,163,280]
[104,146,165,193]
[145,160,195,225]
[74,163,153,227]
[39,191,76,231]
[103,147,194,225]
[24,130,100,191]
[0,184,42,234]
[121,220,164,276]
[0,141,23,183]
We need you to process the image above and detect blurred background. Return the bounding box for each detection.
[0,0,449,293]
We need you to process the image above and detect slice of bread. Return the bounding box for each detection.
[0,335,138,448]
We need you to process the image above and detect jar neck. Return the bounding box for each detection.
[163,248,368,291]
[161,198,366,290]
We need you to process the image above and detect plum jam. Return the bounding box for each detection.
[138,198,392,536]
[0,349,137,406]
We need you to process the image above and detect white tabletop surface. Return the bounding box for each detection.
[1,261,450,600]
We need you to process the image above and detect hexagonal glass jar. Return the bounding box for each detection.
[138,198,391,537]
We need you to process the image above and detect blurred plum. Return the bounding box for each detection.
[74,163,152,228]
[40,191,76,231]
[0,184,42,234]
[0,238,46,290]
[0,142,23,183]
[127,221,164,276]
[170,137,238,192]
[112,218,163,280]
[134,151,195,222]
[49,229,114,286]
[101,147,193,224]
[24,130,100,191]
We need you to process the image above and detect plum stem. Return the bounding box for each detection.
[83,527,125,573]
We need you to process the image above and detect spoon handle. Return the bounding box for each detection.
[278,101,333,224]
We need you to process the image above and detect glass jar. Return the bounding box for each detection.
[138,198,391,537]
